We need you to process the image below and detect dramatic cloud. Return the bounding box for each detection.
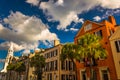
[0,11,58,52]
[93,16,101,21]
[57,11,80,30]
[102,9,120,19]
[99,0,120,9]
[0,41,24,51]
[26,0,120,30]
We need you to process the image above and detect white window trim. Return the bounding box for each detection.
[80,68,87,80]
[99,67,110,80]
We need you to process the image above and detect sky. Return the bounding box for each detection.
[0,0,120,70]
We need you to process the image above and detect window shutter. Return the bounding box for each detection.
[115,41,120,52]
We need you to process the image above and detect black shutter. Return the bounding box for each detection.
[115,41,119,52]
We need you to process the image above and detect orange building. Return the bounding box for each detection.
[74,16,118,80]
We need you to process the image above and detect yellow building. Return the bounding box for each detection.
[42,40,75,80]
[110,26,120,80]
[28,48,46,80]
[28,51,37,80]
[28,40,76,80]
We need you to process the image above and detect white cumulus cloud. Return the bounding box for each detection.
[99,0,120,9]
[0,11,58,53]
[70,28,79,32]
[26,0,39,6]
[93,16,101,21]
[26,0,120,30]
[0,41,24,51]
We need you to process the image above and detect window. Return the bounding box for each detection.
[61,74,65,80]
[49,52,52,58]
[101,70,109,80]
[46,63,49,71]
[93,70,97,80]
[69,61,73,71]
[61,61,65,70]
[54,49,58,56]
[66,61,68,70]
[51,61,54,70]
[66,75,69,80]
[47,73,52,80]
[50,73,52,80]
[50,62,52,71]
[69,75,73,80]
[80,70,87,80]
[55,60,58,70]
[115,40,120,52]
[95,30,102,37]
[84,24,92,32]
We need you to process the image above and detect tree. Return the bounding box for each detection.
[15,61,26,80]
[30,53,45,80]
[77,33,107,80]
[7,63,16,80]
[7,63,15,71]
[60,43,80,80]
[7,61,26,80]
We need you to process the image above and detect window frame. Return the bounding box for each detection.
[99,67,110,80]
[80,69,87,80]
[115,40,120,52]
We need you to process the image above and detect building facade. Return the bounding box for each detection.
[74,16,118,80]
[110,26,120,80]
[42,40,76,80]
[0,72,6,80]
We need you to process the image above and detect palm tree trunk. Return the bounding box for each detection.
[90,58,93,80]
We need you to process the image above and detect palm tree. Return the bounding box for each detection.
[30,53,45,80]
[77,33,107,80]
[60,43,80,80]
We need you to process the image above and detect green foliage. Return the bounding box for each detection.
[14,62,26,72]
[78,33,107,80]
[60,43,80,62]
[30,54,45,68]
[78,33,107,59]
[7,63,15,71]
[30,53,46,80]
[7,61,26,73]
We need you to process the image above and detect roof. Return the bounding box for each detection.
[44,44,63,51]
[75,20,104,38]
[110,26,120,40]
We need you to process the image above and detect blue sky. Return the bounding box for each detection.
[0,0,120,70]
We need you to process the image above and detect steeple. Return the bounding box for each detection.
[1,42,14,73]
[8,42,14,57]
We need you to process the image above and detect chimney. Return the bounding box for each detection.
[108,16,116,25]
[54,40,60,46]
